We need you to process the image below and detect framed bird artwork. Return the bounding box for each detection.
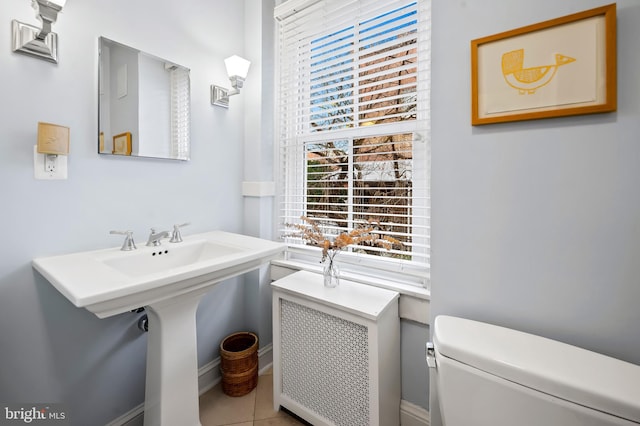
[471,3,616,125]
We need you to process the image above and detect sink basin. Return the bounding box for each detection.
[100,240,243,278]
[33,231,286,426]
[33,230,285,318]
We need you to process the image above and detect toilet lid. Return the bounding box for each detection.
[433,315,640,423]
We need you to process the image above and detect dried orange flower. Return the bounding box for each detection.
[286,216,401,262]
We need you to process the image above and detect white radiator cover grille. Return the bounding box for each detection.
[280,299,370,426]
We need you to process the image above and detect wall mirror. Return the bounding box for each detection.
[98,37,191,160]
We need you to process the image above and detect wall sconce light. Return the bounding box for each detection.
[12,0,67,64]
[211,55,251,108]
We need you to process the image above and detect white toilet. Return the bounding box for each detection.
[428,315,640,426]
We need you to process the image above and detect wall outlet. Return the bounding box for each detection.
[34,146,67,180]
[44,154,57,173]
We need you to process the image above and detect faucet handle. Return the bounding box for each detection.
[170,222,190,243]
[110,230,137,251]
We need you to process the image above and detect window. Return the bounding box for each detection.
[275,0,430,288]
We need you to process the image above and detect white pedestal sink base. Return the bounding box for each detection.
[144,293,205,426]
[31,230,286,425]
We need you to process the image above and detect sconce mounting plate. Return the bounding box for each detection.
[12,20,59,64]
[211,85,230,108]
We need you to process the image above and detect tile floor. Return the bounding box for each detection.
[199,367,307,426]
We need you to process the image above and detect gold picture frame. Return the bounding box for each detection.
[471,3,616,125]
[112,132,132,155]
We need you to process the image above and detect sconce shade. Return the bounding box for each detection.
[212,55,251,108]
[224,55,251,79]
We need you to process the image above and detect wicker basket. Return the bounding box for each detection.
[220,332,258,397]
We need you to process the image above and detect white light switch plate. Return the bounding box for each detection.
[34,145,67,180]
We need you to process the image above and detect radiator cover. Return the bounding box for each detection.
[272,270,400,426]
[281,299,370,425]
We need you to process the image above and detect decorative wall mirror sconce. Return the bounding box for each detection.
[211,55,251,108]
[12,0,67,64]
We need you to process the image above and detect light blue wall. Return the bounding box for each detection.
[431,0,640,423]
[401,320,429,408]
[0,0,250,424]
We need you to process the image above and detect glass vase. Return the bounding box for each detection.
[322,254,340,288]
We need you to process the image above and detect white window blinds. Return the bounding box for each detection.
[170,66,190,160]
[276,0,430,287]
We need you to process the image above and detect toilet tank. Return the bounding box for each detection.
[432,316,640,426]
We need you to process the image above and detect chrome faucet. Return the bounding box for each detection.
[146,228,170,247]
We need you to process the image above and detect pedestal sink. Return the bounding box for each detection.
[33,231,285,426]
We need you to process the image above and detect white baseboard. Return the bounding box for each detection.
[401,399,430,426]
[196,351,223,395]
[107,343,427,426]
[105,403,144,426]
[258,342,273,372]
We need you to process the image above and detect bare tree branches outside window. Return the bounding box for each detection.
[305,3,418,259]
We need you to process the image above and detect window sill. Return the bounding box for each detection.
[270,258,430,325]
